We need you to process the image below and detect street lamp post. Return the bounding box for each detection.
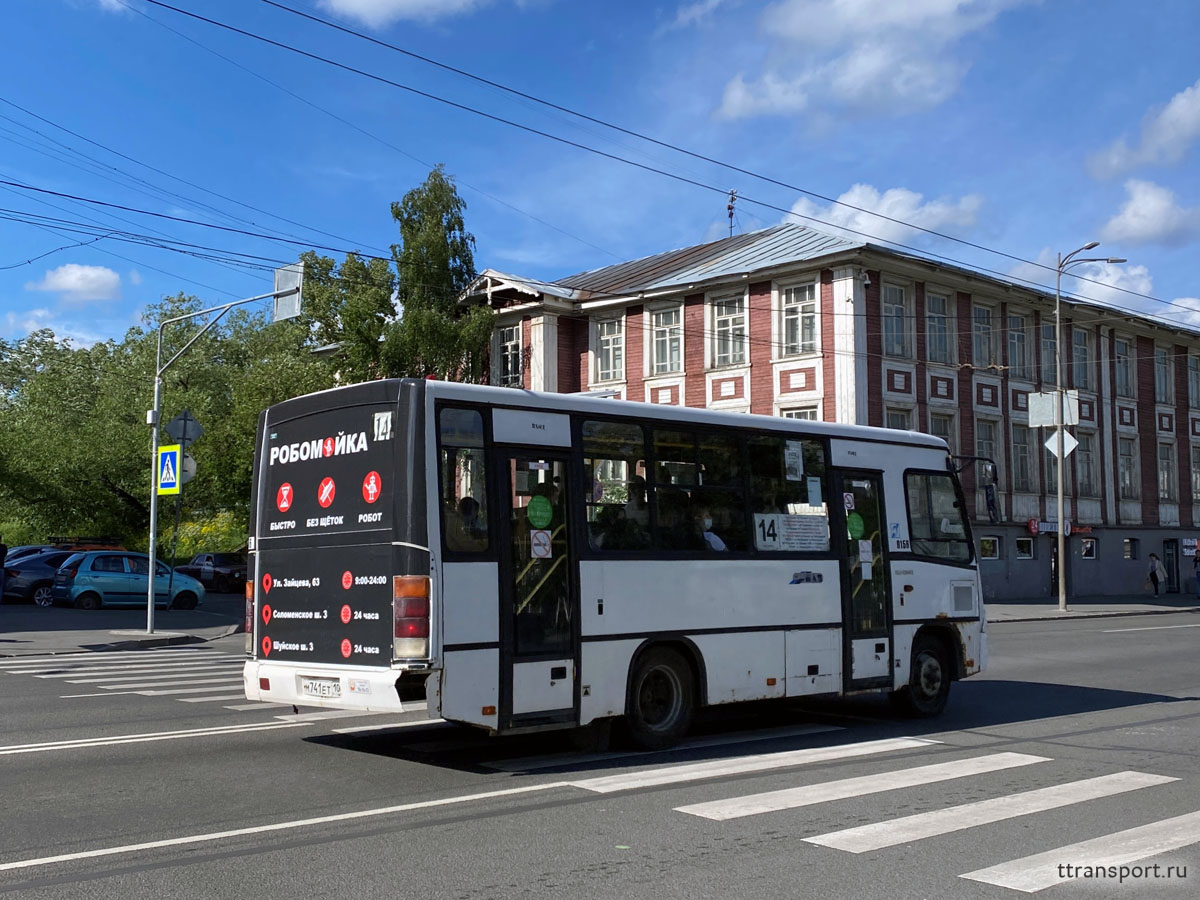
[1055,243,1125,612]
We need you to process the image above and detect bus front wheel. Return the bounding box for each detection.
[627,647,695,750]
[892,634,951,717]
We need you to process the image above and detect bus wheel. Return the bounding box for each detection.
[892,634,951,717]
[627,647,694,750]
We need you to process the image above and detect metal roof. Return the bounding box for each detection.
[555,224,862,297]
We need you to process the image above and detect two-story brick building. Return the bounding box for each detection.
[464,223,1200,600]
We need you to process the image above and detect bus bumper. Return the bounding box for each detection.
[242,660,414,713]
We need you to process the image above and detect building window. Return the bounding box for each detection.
[1155,347,1173,403]
[929,412,957,454]
[1044,444,1059,495]
[976,418,999,485]
[1040,323,1057,385]
[1118,437,1139,500]
[1158,441,1177,501]
[595,318,624,383]
[1080,538,1097,560]
[882,284,911,358]
[1193,446,1200,502]
[780,406,819,420]
[1011,425,1035,492]
[973,305,997,368]
[1115,338,1133,398]
[1072,328,1092,390]
[498,324,521,387]
[652,307,682,375]
[781,283,817,356]
[926,292,952,364]
[1015,537,1035,559]
[978,536,1000,560]
[1077,431,1098,498]
[1189,355,1200,408]
[886,407,912,431]
[713,294,746,367]
[1124,538,1139,560]
[1007,314,1032,380]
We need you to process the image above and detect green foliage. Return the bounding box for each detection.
[161,508,247,561]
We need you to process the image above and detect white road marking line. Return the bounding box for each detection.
[223,702,290,711]
[331,719,450,734]
[0,782,571,873]
[97,677,243,690]
[179,694,250,703]
[805,771,1179,853]
[0,721,307,756]
[134,685,252,696]
[960,809,1200,893]
[485,723,845,772]
[276,709,392,722]
[32,660,242,678]
[66,665,242,683]
[675,752,1049,820]
[572,736,940,794]
[1102,623,1200,633]
[59,691,153,698]
[2,650,225,668]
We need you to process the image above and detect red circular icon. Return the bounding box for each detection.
[261,635,272,657]
[342,570,353,590]
[1027,517,1040,535]
[317,477,336,508]
[340,604,352,624]
[340,638,353,658]
[276,483,293,513]
[362,471,382,504]
[322,437,334,457]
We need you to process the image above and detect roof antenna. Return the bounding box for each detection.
[727,189,737,236]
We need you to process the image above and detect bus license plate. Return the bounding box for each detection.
[301,677,341,699]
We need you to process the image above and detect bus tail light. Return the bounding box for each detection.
[393,576,430,658]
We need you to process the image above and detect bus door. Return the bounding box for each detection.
[834,470,894,690]
[496,450,578,729]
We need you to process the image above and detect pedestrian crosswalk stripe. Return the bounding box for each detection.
[805,771,1178,853]
[676,752,1049,820]
[2,649,226,668]
[180,694,248,703]
[67,665,240,683]
[572,736,939,794]
[961,809,1200,893]
[99,677,242,690]
[134,684,249,696]
[31,659,243,678]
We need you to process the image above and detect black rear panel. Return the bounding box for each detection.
[252,379,427,666]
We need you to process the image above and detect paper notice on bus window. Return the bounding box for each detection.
[784,441,804,481]
[780,514,829,551]
[861,562,873,581]
[858,539,873,563]
[515,470,530,494]
[807,476,822,507]
[754,514,782,550]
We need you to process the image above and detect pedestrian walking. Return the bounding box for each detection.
[1148,552,1167,597]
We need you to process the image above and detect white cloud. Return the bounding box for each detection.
[786,183,983,244]
[1088,78,1200,179]
[1100,180,1200,247]
[128,269,143,286]
[25,264,122,302]
[2,307,107,347]
[718,0,1029,120]
[664,0,731,31]
[94,0,127,11]
[316,0,488,28]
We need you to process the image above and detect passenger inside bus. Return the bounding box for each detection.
[694,506,727,551]
[447,495,488,552]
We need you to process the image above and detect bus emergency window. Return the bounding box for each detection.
[582,420,649,551]
[439,408,489,553]
[906,472,971,561]
[748,436,829,551]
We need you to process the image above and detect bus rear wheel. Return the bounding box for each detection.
[892,634,951,717]
[627,647,694,750]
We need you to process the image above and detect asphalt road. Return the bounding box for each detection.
[2,613,1198,899]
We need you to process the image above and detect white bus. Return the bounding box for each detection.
[243,379,986,748]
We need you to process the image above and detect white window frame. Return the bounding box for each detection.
[929,411,957,455]
[712,292,747,368]
[1155,346,1173,403]
[780,281,818,357]
[882,283,912,359]
[885,407,913,431]
[1040,322,1058,386]
[1114,337,1134,398]
[780,405,819,421]
[972,304,998,369]
[1011,424,1036,493]
[1118,436,1139,500]
[593,316,624,384]
[1192,445,1200,502]
[1158,440,1177,501]
[975,417,1001,485]
[650,305,682,375]
[1006,312,1032,380]
[1076,430,1099,498]
[1189,355,1200,408]
[1015,537,1035,560]
[925,290,953,365]
[1072,327,1093,390]
[496,323,522,387]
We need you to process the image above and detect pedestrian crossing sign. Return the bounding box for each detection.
[157,444,181,495]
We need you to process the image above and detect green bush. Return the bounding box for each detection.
[160,509,247,562]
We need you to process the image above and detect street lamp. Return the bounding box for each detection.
[1055,243,1125,612]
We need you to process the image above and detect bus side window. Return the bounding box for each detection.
[439,408,489,553]
[582,420,649,551]
[748,435,829,552]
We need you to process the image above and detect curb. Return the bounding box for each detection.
[0,623,243,659]
[989,606,1200,624]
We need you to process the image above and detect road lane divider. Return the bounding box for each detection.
[0,721,308,756]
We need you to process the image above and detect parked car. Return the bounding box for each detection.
[174,552,247,594]
[4,545,52,565]
[2,549,77,606]
[51,552,205,610]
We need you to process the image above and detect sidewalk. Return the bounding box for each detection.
[986,592,1200,622]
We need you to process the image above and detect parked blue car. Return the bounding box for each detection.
[51,551,205,610]
[3,549,78,606]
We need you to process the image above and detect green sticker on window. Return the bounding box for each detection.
[846,511,865,541]
[527,494,553,529]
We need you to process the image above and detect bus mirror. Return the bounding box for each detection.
[984,483,1000,524]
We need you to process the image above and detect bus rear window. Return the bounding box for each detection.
[439,408,489,553]
[906,472,971,562]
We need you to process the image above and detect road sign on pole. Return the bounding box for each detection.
[165,409,204,448]
[273,262,304,321]
[1045,430,1078,458]
[1029,391,1079,427]
[180,452,196,485]
[157,444,181,495]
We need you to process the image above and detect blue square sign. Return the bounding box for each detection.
[157,444,180,495]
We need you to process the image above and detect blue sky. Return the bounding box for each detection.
[1,0,1198,345]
